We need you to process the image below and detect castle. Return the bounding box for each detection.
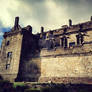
[0,17,92,83]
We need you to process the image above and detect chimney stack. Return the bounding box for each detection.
[69,19,72,26]
[14,16,19,30]
[41,27,44,33]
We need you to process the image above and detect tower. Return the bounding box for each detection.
[0,17,23,81]
[0,16,41,82]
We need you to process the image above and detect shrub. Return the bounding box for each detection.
[24,88,40,92]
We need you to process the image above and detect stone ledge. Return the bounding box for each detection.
[39,77,92,84]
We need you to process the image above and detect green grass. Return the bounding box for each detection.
[13,82,25,88]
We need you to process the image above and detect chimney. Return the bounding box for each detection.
[41,27,44,33]
[14,16,19,30]
[90,16,92,21]
[69,19,72,26]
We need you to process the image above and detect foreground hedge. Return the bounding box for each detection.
[0,80,92,92]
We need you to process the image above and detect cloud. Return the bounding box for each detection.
[0,27,10,47]
[0,0,92,34]
[0,20,10,46]
[0,0,92,46]
[15,0,69,32]
[0,0,19,27]
[53,0,92,23]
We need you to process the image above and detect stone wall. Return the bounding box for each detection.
[39,30,92,83]
[39,53,92,83]
[0,32,23,81]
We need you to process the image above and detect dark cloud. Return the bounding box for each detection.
[20,0,92,24]
[54,0,92,5]
[18,0,49,24]
[52,0,92,23]
[21,0,44,4]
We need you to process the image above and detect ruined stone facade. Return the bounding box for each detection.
[0,17,92,83]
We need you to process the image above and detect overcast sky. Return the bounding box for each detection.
[0,0,92,46]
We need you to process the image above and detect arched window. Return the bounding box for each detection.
[76,33,84,45]
[60,36,68,48]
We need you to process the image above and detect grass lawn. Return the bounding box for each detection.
[13,82,25,88]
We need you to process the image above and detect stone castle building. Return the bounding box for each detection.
[0,17,92,83]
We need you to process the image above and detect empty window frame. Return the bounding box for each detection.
[69,42,75,47]
[7,52,12,58]
[6,64,10,69]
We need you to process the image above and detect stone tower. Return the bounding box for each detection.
[0,17,41,82]
[0,17,23,81]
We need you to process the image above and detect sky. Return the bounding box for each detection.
[0,0,92,46]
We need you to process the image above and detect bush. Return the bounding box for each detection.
[24,88,40,92]
[40,84,67,92]
[40,87,50,92]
